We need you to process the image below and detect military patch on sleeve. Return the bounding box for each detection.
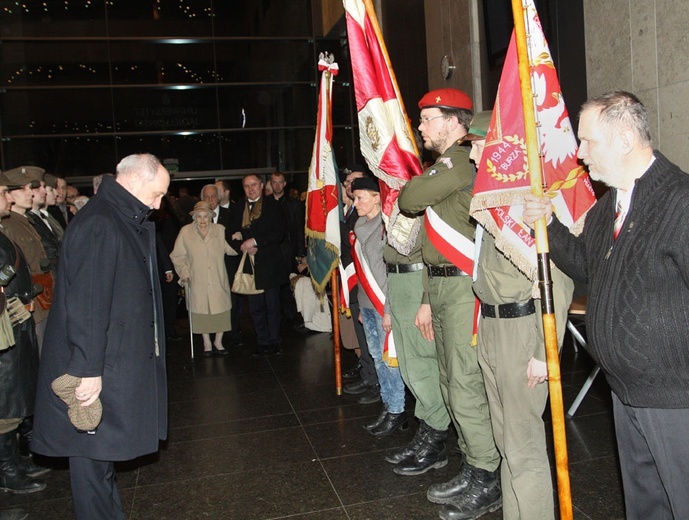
[438,157,454,169]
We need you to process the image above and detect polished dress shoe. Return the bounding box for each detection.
[202,349,213,358]
[385,421,429,464]
[363,408,388,431]
[251,346,271,357]
[342,360,363,380]
[213,346,229,356]
[343,380,370,395]
[357,384,381,405]
[370,412,408,437]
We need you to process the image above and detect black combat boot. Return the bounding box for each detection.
[426,451,468,504]
[17,454,51,478]
[385,420,429,464]
[369,411,408,437]
[394,424,448,475]
[439,465,502,520]
[16,417,32,458]
[0,431,46,494]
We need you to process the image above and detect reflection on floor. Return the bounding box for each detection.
[3,316,624,519]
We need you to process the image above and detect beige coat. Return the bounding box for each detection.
[170,222,237,315]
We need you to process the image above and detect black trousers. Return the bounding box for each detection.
[70,457,125,520]
[248,286,281,347]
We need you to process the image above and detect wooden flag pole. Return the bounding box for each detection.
[331,269,342,395]
[361,0,420,158]
[510,1,573,518]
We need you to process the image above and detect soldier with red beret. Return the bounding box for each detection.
[398,89,502,520]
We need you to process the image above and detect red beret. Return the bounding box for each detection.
[418,88,473,111]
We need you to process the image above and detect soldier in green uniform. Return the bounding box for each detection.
[398,89,501,520]
[460,111,574,520]
[383,227,452,475]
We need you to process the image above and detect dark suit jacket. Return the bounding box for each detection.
[229,196,287,290]
[25,211,61,269]
[274,195,306,261]
[47,204,70,229]
[216,205,241,283]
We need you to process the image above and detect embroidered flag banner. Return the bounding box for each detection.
[343,0,423,255]
[305,53,342,294]
[470,1,596,279]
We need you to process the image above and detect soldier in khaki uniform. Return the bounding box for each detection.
[383,230,452,475]
[463,111,573,520]
[398,89,501,520]
[1,167,51,351]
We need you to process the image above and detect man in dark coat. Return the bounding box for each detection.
[0,171,46,499]
[270,172,305,327]
[229,174,287,356]
[31,154,170,520]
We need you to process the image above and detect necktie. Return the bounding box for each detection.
[613,200,625,240]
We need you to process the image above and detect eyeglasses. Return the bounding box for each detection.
[419,115,446,126]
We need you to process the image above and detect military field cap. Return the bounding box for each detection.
[51,374,103,432]
[0,173,13,188]
[351,176,380,193]
[3,167,38,190]
[190,200,214,216]
[43,174,58,189]
[463,110,494,141]
[418,88,473,112]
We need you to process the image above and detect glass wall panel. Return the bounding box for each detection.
[105,0,213,38]
[109,41,217,85]
[1,42,110,86]
[0,0,108,38]
[112,87,218,133]
[116,133,222,173]
[0,0,357,178]
[1,89,114,135]
[216,84,316,130]
[214,40,315,83]
[2,135,117,176]
[212,0,312,38]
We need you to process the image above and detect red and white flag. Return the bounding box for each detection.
[305,54,342,294]
[343,0,423,254]
[470,1,596,279]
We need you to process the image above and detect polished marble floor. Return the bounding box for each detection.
[2,315,624,519]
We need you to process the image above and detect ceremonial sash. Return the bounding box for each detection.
[424,207,474,273]
[424,208,480,345]
[349,231,397,364]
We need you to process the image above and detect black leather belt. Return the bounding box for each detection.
[481,299,536,319]
[387,262,424,274]
[427,264,467,277]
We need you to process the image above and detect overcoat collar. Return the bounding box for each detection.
[97,175,153,226]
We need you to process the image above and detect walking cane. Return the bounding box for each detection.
[185,281,194,359]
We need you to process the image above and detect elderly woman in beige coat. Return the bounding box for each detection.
[171,201,237,356]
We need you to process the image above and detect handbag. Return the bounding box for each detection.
[232,252,263,295]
